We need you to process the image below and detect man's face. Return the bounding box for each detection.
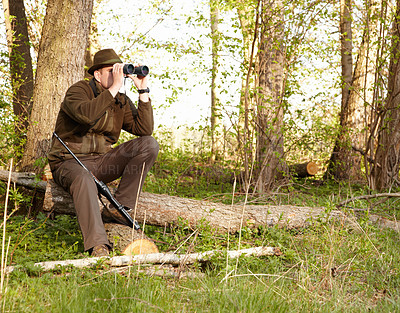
[94,66,114,89]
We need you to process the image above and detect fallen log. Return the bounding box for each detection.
[5,246,282,273]
[1,170,400,234]
[0,170,46,190]
[42,179,334,231]
[289,161,319,178]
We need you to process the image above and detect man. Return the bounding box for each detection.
[48,49,159,257]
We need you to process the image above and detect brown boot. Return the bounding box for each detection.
[91,244,110,257]
[101,206,132,226]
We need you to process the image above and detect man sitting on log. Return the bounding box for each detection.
[48,49,159,257]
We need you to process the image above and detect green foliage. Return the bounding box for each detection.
[142,127,235,199]
[0,108,26,167]
[3,213,84,265]
[0,143,399,311]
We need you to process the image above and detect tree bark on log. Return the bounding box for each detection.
[41,179,339,231]
[1,170,400,233]
[289,161,319,177]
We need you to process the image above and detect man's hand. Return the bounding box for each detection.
[127,64,150,102]
[108,63,125,98]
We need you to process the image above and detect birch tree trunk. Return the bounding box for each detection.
[20,0,94,172]
[255,0,287,192]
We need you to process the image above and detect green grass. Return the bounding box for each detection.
[1,147,400,312]
[1,212,400,312]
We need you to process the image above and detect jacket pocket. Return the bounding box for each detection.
[93,109,114,133]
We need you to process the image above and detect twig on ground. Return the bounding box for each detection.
[5,246,282,273]
[337,192,400,208]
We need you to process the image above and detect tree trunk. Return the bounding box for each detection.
[2,0,34,141]
[20,0,94,173]
[339,0,353,111]
[255,0,287,192]
[326,0,353,180]
[210,0,222,163]
[236,1,259,189]
[372,0,400,190]
[327,0,378,182]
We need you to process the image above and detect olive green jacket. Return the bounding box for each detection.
[48,79,154,169]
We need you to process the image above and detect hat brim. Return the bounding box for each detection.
[87,59,123,75]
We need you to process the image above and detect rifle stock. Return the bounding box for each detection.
[53,132,140,230]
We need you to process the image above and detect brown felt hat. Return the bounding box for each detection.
[88,49,123,75]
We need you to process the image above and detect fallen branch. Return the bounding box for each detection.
[6,246,282,273]
[337,192,400,207]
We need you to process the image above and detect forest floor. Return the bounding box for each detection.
[1,153,400,312]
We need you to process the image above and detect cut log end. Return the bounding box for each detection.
[123,239,159,255]
[104,223,159,255]
[306,162,319,175]
[289,161,319,178]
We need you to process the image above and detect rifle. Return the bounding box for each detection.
[53,132,140,230]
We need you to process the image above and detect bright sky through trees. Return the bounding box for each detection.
[95,0,245,130]
[0,0,341,135]
[94,0,341,134]
[96,0,215,129]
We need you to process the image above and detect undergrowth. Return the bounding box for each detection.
[2,214,400,312]
[0,144,400,312]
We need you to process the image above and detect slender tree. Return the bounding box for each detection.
[2,0,34,141]
[254,0,287,192]
[371,0,400,190]
[20,0,94,172]
[210,0,222,162]
[348,0,380,184]
[326,0,381,183]
[234,0,259,188]
[325,0,353,180]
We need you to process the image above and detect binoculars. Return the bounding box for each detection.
[123,64,149,77]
